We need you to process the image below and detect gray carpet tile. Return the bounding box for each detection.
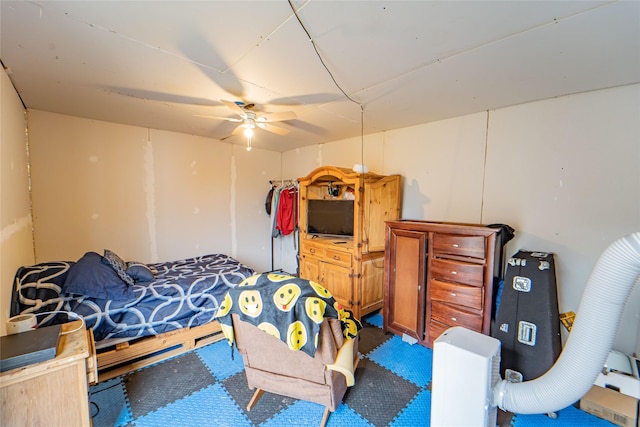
[357,319,393,355]
[222,370,297,426]
[123,351,215,418]
[344,358,420,427]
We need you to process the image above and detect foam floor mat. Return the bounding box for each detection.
[89,313,614,427]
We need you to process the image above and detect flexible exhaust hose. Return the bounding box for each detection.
[494,232,640,414]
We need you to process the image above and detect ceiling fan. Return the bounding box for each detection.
[196,100,297,150]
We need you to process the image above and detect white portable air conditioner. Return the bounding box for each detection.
[431,326,502,427]
[430,233,640,427]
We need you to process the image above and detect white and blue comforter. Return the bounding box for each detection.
[10,254,255,342]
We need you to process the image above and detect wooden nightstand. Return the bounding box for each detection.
[1,320,97,426]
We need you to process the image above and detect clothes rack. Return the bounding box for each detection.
[269,179,297,188]
[267,180,299,273]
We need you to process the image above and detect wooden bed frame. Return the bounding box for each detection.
[96,320,225,382]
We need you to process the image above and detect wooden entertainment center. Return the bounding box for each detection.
[298,166,402,319]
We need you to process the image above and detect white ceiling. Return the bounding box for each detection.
[2,1,639,152]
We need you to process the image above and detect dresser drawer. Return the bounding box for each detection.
[430,258,484,287]
[429,320,451,342]
[300,243,322,259]
[432,233,485,259]
[430,279,483,310]
[324,248,352,267]
[430,301,483,331]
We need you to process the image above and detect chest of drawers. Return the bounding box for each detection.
[383,221,504,348]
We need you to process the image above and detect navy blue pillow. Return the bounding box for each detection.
[102,249,134,286]
[63,252,135,301]
[126,262,155,282]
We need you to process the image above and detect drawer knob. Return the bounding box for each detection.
[451,317,457,322]
[452,243,459,248]
[310,248,316,254]
[333,255,340,260]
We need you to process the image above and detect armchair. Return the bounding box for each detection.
[232,312,359,427]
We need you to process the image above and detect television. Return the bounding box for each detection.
[306,199,354,237]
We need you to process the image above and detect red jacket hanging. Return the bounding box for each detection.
[276,187,298,236]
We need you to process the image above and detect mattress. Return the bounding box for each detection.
[11,254,255,343]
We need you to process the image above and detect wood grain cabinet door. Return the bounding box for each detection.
[360,254,385,315]
[383,228,425,340]
[299,255,320,283]
[383,221,499,349]
[319,261,354,311]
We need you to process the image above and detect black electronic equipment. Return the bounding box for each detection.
[306,199,354,237]
[0,324,62,372]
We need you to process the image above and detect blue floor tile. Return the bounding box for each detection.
[363,312,383,328]
[368,335,433,387]
[390,388,432,427]
[196,339,245,380]
[261,400,374,427]
[89,377,133,427]
[135,383,251,427]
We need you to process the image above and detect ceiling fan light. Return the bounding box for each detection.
[246,134,253,151]
[244,127,254,137]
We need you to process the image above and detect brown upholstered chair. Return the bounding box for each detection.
[231,313,359,427]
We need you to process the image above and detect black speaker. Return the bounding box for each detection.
[327,182,340,197]
[491,251,562,382]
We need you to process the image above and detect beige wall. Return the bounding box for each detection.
[26,110,280,270]
[284,83,640,355]
[0,68,35,335]
[3,70,639,355]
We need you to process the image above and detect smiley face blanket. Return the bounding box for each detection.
[217,273,361,357]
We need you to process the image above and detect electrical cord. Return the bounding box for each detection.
[287,0,366,168]
[288,0,361,107]
[32,310,86,335]
[90,401,100,418]
[290,1,384,274]
[89,381,122,419]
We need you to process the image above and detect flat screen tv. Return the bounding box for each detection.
[306,199,354,237]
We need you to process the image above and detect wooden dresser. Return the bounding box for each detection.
[383,220,502,348]
[0,320,97,426]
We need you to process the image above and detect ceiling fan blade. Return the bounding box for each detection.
[256,111,297,123]
[257,122,289,136]
[231,124,245,136]
[193,115,242,122]
[221,99,247,118]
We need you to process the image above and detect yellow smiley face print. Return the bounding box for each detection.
[334,301,347,319]
[343,318,358,338]
[238,274,260,287]
[286,320,308,351]
[305,297,327,324]
[239,290,263,317]
[220,322,235,343]
[273,283,301,311]
[267,273,295,282]
[309,281,332,299]
[217,292,233,317]
[258,322,281,339]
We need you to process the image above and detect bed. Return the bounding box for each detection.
[10,251,255,380]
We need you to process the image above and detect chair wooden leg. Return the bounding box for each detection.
[320,407,330,427]
[247,388,264,411]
